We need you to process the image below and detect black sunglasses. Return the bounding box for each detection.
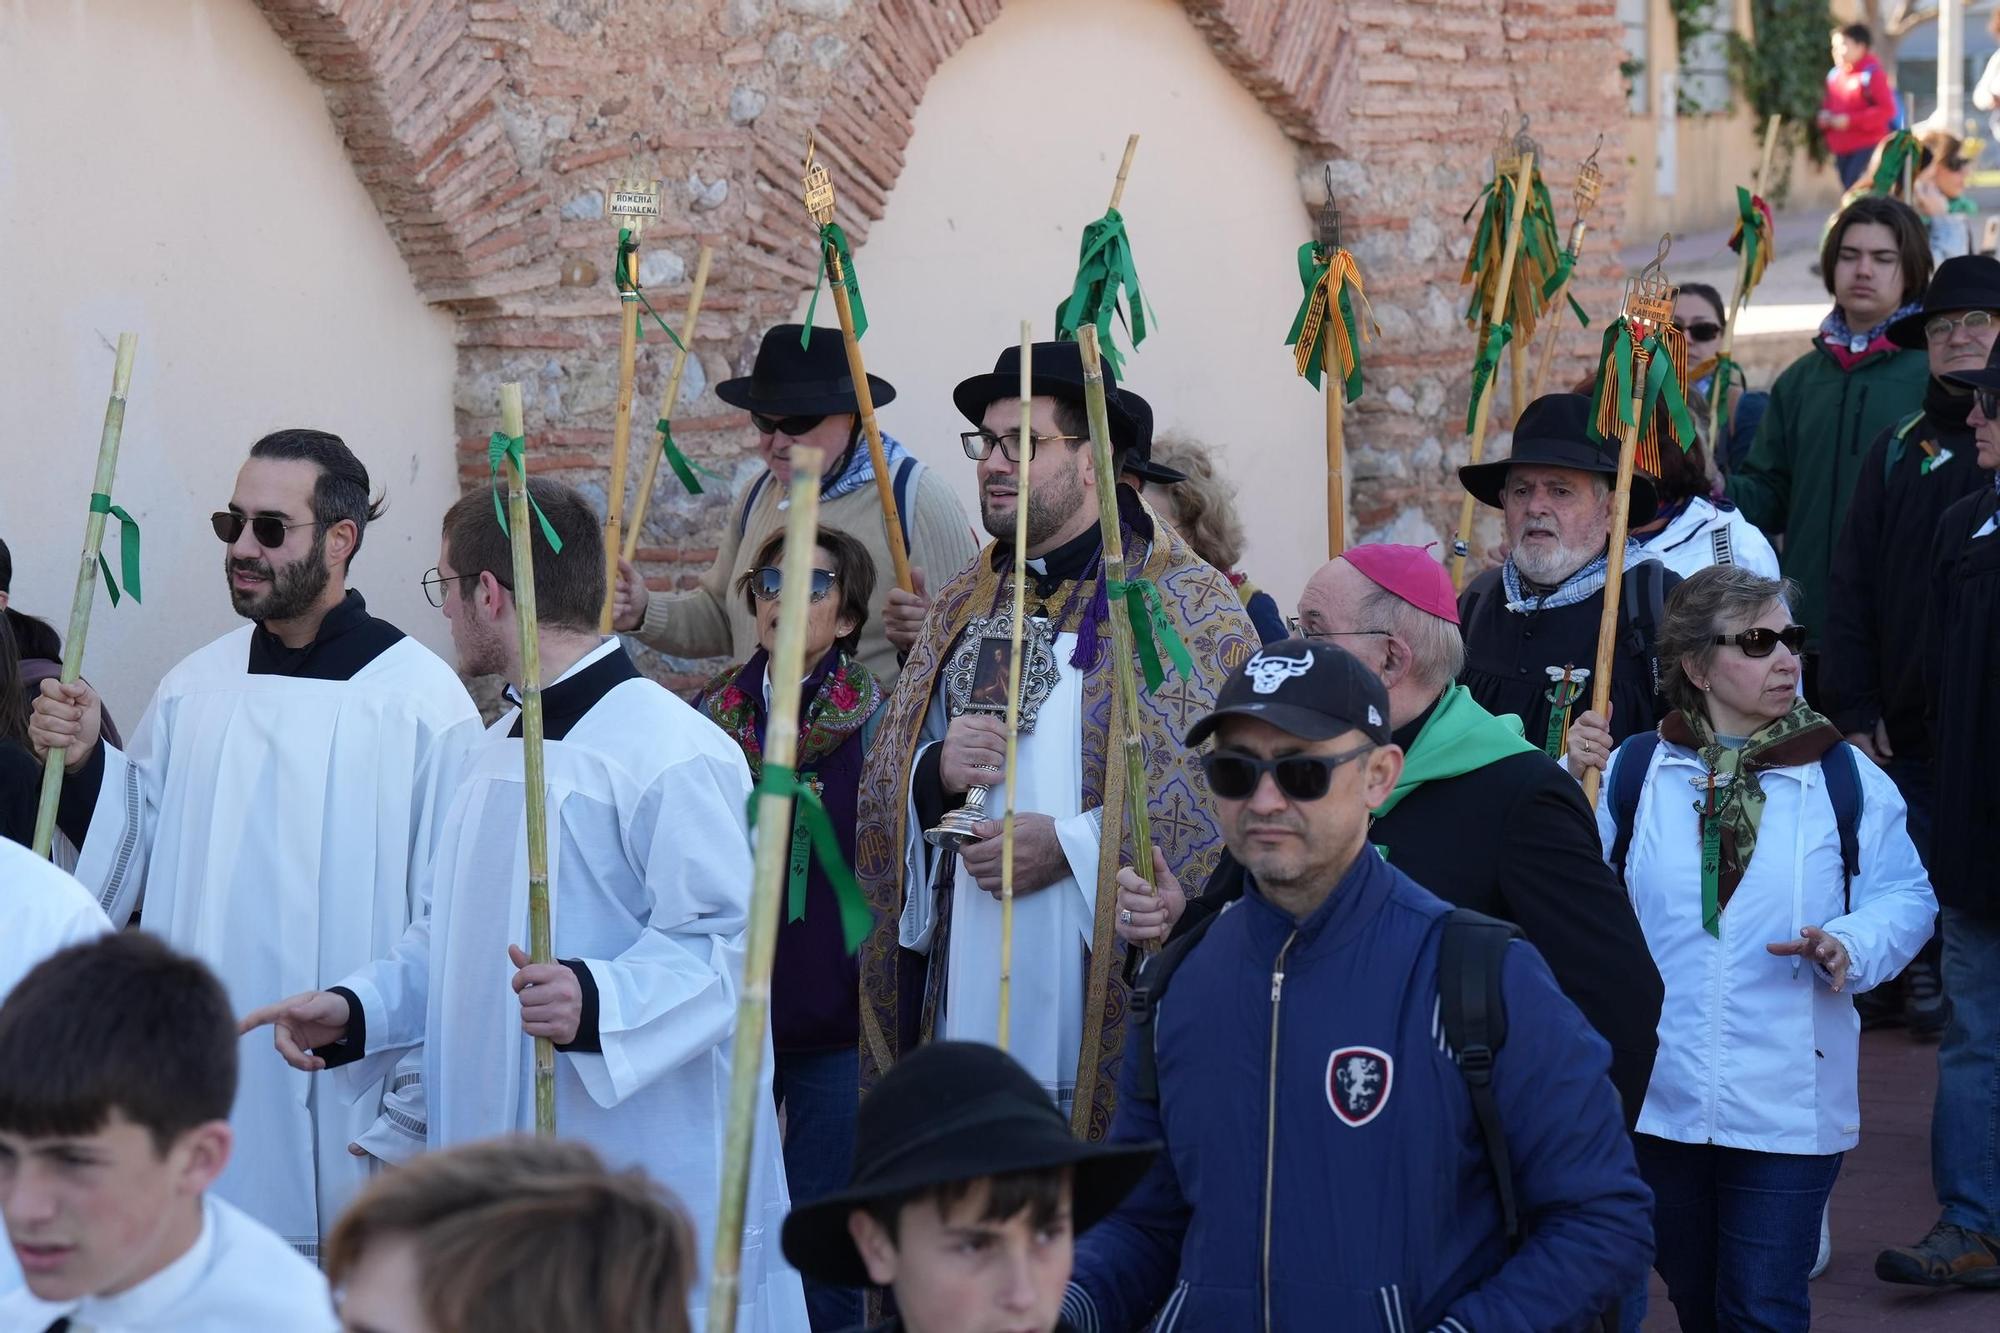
[751,412,826,437]
[1673,320,1723,342]
[1978,386,2000,421]
[1202,744,1374,803]
[211,511,328,548]
[749,566,836,603]
[1714,625,1807,658]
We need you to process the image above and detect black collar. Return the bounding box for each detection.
[1390,693,1442,752]
[246,590,404,680]
[508,643,643,740]
[988,485,1155,595]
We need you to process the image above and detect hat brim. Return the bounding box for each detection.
[1945,363,2000,393]
[1123,457,1188,485]
[953,372,1137,453]
[780,1138,1159,1289]
[714,371,897,416]
[1184,701,1374,751]
[1457,457,1658,527]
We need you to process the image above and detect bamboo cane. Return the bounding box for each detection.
[1531,216,1589,402]
[1580,367,1650,810]
[997,325,1034,1050]
[1708,115,1783,452]
[706,446,826,1333]
[1450,151,1537,591]
[31,334,138,858]
[497,382,558,1133]
[1326,370,1347,557]
[622,245,715,562]
[820,259,910,593]
[1509,337,1530,429]
[602,244,642,632]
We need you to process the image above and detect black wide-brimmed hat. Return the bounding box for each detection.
[1887,253,2000,349]
[715,324,897,416]
[1117,390,1189,485]
[1457,393,1658,525]
[779,1042,1158,1288]
[953,341,1139,457]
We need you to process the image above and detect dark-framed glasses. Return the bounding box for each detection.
[960,429,1082,463]
[1673,319,1724,342]
[1976,385,2000,421]
[1924,310,1996,343]
[749,566,836,603]
[421,567,511,608]
[211,511,327,548]
[1201,744,1374,803]
[1284,616,1393,644]
[750,412,826,437]
[1714,625,1807,658]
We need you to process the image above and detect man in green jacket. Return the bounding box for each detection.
[1727,195,1932,701]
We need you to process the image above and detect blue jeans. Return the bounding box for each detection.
[1635,1136,1842,1332]
[774,1047,864,1332]
[1836,148,1874,189]
[1936,908,2000,1235]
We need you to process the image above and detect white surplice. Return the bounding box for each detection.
[67,622,480,1252]
[333,639,807,1333]
[0,1195,334,1332]
[898,630,1102,1111]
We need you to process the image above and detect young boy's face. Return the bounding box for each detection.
[848,1176,1075,1333]
[0,1110,225,1303]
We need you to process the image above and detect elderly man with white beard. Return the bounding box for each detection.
[1456,394,1682,759]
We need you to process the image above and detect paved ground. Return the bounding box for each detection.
[1639,1028,1998,1330]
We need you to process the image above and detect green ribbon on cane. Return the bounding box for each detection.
[1286,242,1371,402]
[747,762,872,954]
[87,493,141,606]
[654,420,722,496]
[1732,188,1765,291]
[1586,319,1637,444]
[803,223,867,346]
[1637,331,1699,453]
[1056,208,1152,375]
[1106,576,1194,692]
[1540,248,1592,328]
[1869,132,1919,198]
[1465,321,1514,434]
[487,433,565,552]
[1711,353,1741,441]
[612,229,688,351]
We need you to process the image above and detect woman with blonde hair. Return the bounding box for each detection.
[1139,433,1287,644]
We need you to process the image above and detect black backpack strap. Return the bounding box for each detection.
[1821,742,1865,914]
[1438,908,1523,1246]
[892,455,922,550]
[1609,731,1663,885]
[734,472,772,543]
[1127,908,1224,1109]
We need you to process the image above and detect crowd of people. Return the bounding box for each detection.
[1,173,1996,1333]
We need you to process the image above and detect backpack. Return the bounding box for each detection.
[736,454,924,545]
[1607,732,1864,912]
[1127,905,1526,1242]
[1462,560,1669,677]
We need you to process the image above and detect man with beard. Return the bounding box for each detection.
[27,429,479,1256]
[1457,394,1681,757]
[856,342,1253,1138]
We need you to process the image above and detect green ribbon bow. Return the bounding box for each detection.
[486,433,565,552]
[655,419,722,496]
[87,492,141,606]
[1637,331,1699,453]
[1586,319,1638,443]
[803,223,867,346]
[1870,132,1920,198]
[1056,208,1151,375]
[1540,247,1592,328]
[747,762,871,954]
[612,229,688,350]
[1465,321,1514,434]
[1286,242,1368,402]
[1105,576,1194,691]
[1732,187,1765,290]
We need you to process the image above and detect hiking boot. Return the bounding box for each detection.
[1875,1221,2000,1288]
[1905,958,1948,1041]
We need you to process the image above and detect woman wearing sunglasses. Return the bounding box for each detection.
[1569,566,1935,1331]
[1676,283,1768,475]
[691,524,883,1333]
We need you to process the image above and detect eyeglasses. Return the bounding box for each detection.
[1202,744,1375,803]
[1975,384,2000,421]
[750,412,826,437]
[211,511,329,548]
[421,567,510,608]
[1924,310,1997,343]
[960,429,1083,463]
[1673,320,1724,342]
[749,566,836,603]
[1713,625,1807,658]
[1284,616,1393,644]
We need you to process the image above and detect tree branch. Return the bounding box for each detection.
[1886,1,1939,39]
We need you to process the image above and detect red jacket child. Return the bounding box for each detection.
[1822,50,1897,157]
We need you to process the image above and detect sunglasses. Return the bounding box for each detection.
[1673,320,1723,342]
[960,429,1082,463]
[1977,385,2000,421]
[211,511,328,548]
[1202,744,1374,803]
[749,566,836,603]
[751,413,826,437]
[1713,625,1807,658]
[1925,310,1997,343]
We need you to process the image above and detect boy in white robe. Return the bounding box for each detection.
[245,477,807,1333]
[0,931,333,1331]
[28,430,480,1253]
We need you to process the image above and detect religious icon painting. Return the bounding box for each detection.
[1326,1045,1393,1127]
[967,636,1016,712]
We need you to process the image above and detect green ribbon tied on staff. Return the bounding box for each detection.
[1540,248,1592,328]
[486,433,565,552]
[747,762,871,954]
[1732,187,1765,290]
[87,493,141,606]
[1710,353,1742,439]
[1056,208,1151,375]
[1870,132,1920,198]
[655,420,722,497]
[803,222,867,346]
[1587,318,1638,443]
[1637,331,1699,453]
[612,229,688,351]
[1105,576,1194,691]
[1465,321,1515,434]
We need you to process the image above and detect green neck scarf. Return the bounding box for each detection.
[1372,684,1538,824]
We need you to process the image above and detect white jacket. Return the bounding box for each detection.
[1637,496,1780,581]
[1596,739,1935,1155]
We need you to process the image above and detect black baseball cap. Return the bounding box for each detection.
[1184,638,1393,749]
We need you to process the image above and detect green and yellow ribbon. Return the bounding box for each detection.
[1287,242,1378,403]
[487,432,565,552]
[747,762,871,953]
[1637,331,1698,453]
[612,229,688,350]
[1729,188,1774,294]
[1465,321,1515,433]
[1106,576,1194,692]
[1587,317,1638,443]
[803,222,867,346]
[87,492,141,606]
[1057,208,1151,375]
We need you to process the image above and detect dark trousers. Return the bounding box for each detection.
[1836,148,1875,189]
[775,1046,865,1331]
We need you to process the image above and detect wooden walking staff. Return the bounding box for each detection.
[622,244,716,560]
[706,446,827,1333]
[800,137,913,593]
[996,324,1035,1050]
[1708,115,1782,452]
[601,176,662,631]
[1530,136,1607,402]
[1449,149,1537,591]
[31,334,140,858]
[1287,172,1377,558]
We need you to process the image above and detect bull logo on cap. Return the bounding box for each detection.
[1246,650,1313,695]
[1327,1046,1392,1127]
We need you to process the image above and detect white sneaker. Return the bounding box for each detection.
[1810,1203,1833,1279]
